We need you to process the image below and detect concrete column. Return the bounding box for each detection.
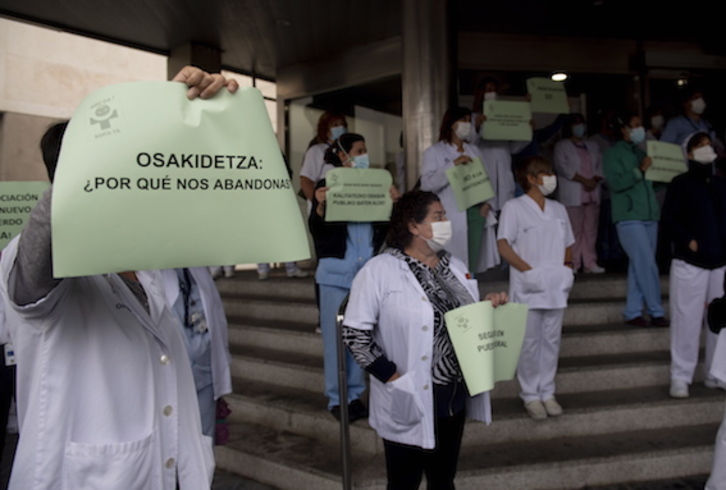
[401,0,454,190]
[167,43,222,80]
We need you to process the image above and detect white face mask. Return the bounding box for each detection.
[422,220,452,253]
[690,97,707,115]
[692,145,717,164]
[537,175,558,196]
[454,121,472,141]
[650,115,665,130]
[484,92,498,101]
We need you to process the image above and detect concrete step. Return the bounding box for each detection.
[228,319,669,361]
[215,270,670,304]
[223,294,669,328]
[230,343,698,399]
[226,379,725,455]
[215,421,718,490]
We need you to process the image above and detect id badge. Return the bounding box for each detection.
[4,343,16,366]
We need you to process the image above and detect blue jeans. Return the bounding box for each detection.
[319,283,366,410]
[615,220,665,320]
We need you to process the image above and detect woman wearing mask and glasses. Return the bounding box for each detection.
[553,114,605,274]
[661,132,726,399]
[420,107,497,274]
[343,190,507,489]
[603,114,668,328]
[309,132,397,422]
[497,157,575,420]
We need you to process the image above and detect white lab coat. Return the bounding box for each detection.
[553,139,603,207]
[0,237,214,490]
[474,138,529,211]
[707,331,726,490]
[343,252,491,450]
[160,267,232,401]
[498,195,575,309]
[421,141,496,270]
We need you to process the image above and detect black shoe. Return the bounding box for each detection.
[348,399,369,423]
[329,405,341,421]
[650,316,670,327]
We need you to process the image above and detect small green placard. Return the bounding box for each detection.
[0,182,50,249]
[325,168,393,222]
[526,77,569,114]
[482,101,533,142]
[444,301,529,396]
[646,140,688,183]
[445,157,495,211]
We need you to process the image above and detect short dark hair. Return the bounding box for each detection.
[438,106,471,143]
[516,156,553,193]
[561,113,585,139]
[324,133,365,166]
[613,112,640,141]
[40,121,68,182]
[386,191,441,250]
[686,132,710,154]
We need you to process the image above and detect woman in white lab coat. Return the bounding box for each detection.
[498,156,575,420]
[343,190,507,489]
[553,114,605,273]
[299,111,348,201]
[160,267,232,439]
[421,106,495,273]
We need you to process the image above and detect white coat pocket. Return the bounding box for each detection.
[388,374,424,427]
[521,268,546,294]
[62,432,156,490]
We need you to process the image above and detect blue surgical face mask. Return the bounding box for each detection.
[629,126,646,145]
[330,125,347,141]
[352,154,370,169]
[572,124,586,139]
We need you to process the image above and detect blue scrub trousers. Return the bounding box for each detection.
[615,220,665,320]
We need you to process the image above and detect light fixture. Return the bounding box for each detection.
[550,71,569,82]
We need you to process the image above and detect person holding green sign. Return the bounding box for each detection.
[343,190,507,489]
[0,66,238,490]
[661,132,726,399]
[421,107,494,273]
[497,156,575,420]
[603,114,668,328]
[309,132,391,422]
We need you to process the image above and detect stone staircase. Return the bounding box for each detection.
[212,269,723,489]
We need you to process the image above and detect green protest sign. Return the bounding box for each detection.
[482,101,533,142]
[526,77,569,114]
[51,82,310,278]
[445,157,495,211]
[324,168,393,222]
[0,182,50,249]
[646,140,687,183]
[445,301,528,396]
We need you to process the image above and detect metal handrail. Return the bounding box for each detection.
[335,295,352,490]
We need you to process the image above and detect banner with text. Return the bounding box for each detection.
[526,77,569,114]
[445,157,495,211]
[52,82,310,277]
[324,168,393,222]
[445,301,529,396]
[646,140,688,183]
[0,182,50,249]
[482,101,533,142]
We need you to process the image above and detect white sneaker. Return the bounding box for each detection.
[258,271,269,281]
[585,265,606,274]
[224,269,235,278]
[705,378,726,391]
[524,400,547,420]
[542,398,563,416]
[670,380,689,398]
[287,268,309,278]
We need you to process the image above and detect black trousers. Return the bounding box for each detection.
[383,409,466,490]
[0,347,16,466]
